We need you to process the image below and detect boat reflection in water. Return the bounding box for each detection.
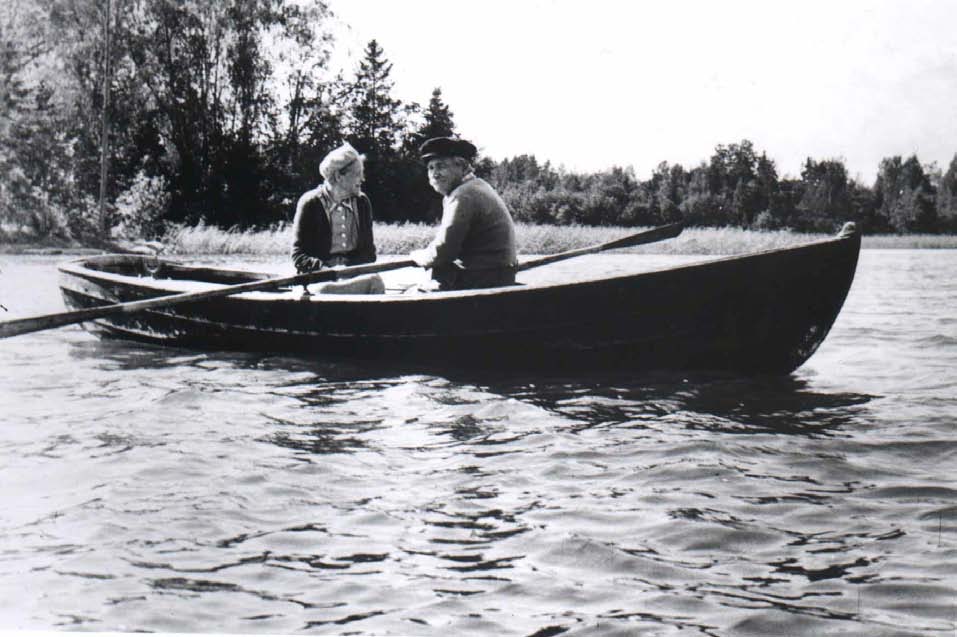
[67,332,877,451]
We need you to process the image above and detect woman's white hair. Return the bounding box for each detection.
[319,142,365,181]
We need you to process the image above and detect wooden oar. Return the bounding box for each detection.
[518,222,683,271]
[0,222,683,339]
[0,258,415,339]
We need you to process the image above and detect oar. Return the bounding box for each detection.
[399,222,683,289]
[0,222,683,339]
[518,221,683,271]
[0,258,416,339]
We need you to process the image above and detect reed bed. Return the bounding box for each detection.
[5,222,945,256]
[161,222,878,256]
[162,222,292,255]
[860,234,957,249]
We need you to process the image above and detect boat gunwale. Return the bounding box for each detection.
[57,228,861,304]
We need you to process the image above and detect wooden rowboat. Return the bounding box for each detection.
[56,224,861,374]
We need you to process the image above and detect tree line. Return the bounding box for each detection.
[2,0,956,244]
[490,143,957,234]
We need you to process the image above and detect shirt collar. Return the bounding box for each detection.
[320,184,355,212]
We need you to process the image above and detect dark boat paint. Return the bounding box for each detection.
[58,226,861,374]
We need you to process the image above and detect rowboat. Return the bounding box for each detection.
[52,223,861,374]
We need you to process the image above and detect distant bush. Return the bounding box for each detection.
[752,211,781,231]
[113,171,170,241]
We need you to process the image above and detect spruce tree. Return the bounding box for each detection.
[420,87,456,140]
[346,39,403,158]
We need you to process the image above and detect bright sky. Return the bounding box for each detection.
[327,0,957,183]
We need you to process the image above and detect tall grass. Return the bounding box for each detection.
[4,221,955,255]
[162,221,913,256]
[162,221,292,255]
[860,234,957,249]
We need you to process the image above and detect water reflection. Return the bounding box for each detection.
[772,556,873,582]
[68,336,878,449]
[470,372,876,437]
[68,335,407,381]
[263,421,380,455]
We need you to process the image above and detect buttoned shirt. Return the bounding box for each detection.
[291,186,376,273]
[319,186,359,256]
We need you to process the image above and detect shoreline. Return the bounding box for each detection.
[4,225,957,257]
[5,243,956,258]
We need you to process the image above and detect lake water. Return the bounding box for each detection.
[0,250,955,636]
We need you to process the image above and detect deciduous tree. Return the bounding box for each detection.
[796,158,850,231]
[874,155,937,233]
[936,154,957,231]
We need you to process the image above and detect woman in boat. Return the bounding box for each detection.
[291,142,383,294]
[409,137,518,291]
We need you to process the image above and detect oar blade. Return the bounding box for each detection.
[600,222,684,250]
[0,305,114,339]
[518,222,684,272]
[0,257,419,339]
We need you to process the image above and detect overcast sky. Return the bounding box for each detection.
[327,0,957,183]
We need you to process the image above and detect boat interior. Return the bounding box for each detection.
[71,252,725,297]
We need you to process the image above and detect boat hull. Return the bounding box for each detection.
[58,228,861,374]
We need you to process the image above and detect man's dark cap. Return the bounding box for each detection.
[419,137,477,162]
